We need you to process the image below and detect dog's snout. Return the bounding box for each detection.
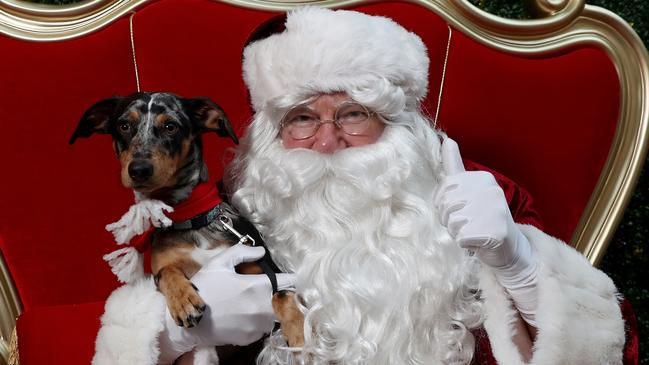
[128,160,154,183]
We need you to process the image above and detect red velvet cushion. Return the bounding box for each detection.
[17,301,104,364]
[0,0,460,311]
[438,30,619,242]
[0,0,620,341]
[0,17,136,310]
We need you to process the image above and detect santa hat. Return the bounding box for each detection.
[242,7,430,114]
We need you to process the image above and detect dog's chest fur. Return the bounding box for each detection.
[153,219,235,267]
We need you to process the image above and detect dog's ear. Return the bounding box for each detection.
[69,97,122,145]
[184,97,238,145]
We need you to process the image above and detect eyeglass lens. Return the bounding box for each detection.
[282,102,372,140]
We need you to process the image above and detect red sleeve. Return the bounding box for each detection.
[463,159,543,230]
[471,327,498,365]
[621,298,639,364]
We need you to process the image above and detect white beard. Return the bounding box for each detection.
[231,125,483,364]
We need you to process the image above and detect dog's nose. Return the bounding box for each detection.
[128,160,154,183]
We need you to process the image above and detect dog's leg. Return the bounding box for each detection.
[155,264,205,327]
[235,262,263,275]
[152,242,204,328]
[272,291,305,348]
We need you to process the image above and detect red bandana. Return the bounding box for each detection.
[129,182,223,272]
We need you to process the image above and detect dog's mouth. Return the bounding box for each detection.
[123,174,154,191]
[130,181,161,193]
[128,177,177,197]
[131,183,151,191]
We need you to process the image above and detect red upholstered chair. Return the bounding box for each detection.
[0,0,647,364]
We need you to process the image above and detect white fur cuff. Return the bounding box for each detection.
[480,224,625,365]
[93,277,166,365]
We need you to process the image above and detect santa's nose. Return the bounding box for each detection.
[311,122,344,154]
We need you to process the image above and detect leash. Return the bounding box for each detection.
[164,201,281,293]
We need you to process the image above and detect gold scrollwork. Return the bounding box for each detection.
[0,0,140,41]
[0,251,20,365]
[528,0,583,18]
[1,0,110,19]
[449,0,586,36]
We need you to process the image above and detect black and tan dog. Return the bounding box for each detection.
[70,92,304,349]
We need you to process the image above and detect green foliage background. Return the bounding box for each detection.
[32,0,649,361]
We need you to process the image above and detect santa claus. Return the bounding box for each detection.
[94,7,625,365]
[228,7,625,364]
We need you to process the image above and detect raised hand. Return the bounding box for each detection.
[435,137,538,326]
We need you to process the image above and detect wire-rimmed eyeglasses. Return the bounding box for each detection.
[279,101,376,140]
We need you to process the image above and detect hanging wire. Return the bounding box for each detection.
[434,25,453,128]
[129,11,141,92]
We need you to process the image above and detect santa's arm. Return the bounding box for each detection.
[437,138,625,364]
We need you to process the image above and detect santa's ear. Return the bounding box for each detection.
[184,97,238,145]
[69,97,122,144]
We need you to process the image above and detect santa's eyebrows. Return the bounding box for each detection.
[290,101,358,115]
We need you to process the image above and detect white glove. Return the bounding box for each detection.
[158,243,296,364]
[435,138,538,326]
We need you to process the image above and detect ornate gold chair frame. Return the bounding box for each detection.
[1,0,647,363]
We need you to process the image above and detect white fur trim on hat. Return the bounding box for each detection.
[243,7,429,113]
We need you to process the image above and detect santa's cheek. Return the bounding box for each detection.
[281,136,315,150]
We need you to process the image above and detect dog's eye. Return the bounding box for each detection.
[164,123,178,135]
[117,122,130,134]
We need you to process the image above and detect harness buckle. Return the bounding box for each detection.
[217,214,256,246]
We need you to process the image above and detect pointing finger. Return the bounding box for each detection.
[441,137,466,175]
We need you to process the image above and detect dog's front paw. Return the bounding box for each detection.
[170,282,206,328]
[156,268,206,328]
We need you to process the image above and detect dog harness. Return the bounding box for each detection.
[112,182,281,292]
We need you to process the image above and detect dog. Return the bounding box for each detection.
[69,92,304,352]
